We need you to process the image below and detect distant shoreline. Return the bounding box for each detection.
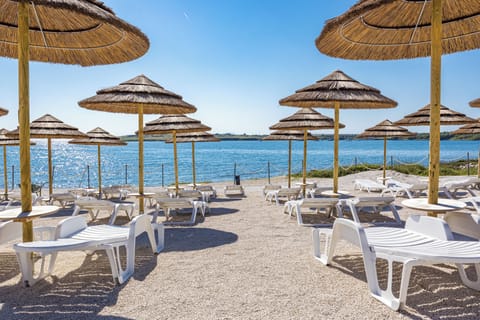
[121,132,480,141]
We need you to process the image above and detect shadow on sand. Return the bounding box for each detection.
[163,227,238,252]
[326,254,480,319]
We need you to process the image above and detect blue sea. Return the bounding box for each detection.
[1,139,479,189]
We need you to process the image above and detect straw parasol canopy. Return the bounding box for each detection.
[451,119,480,177]
[69,127,127,198]
[0,1,149,230]
[356,120,416,183]
[78,75,196,213]
[144,115,211,192]
[0,107,7,117]
[263,130,318,188]
[279,70,396,193]
[0,128,35,200]
[269,108,343,192]
[394,104,475,126]
[0,0,149,66]
[469,98,480,108]
[8,114,87,197]
[315,0,480,210]
[165,131,220,187]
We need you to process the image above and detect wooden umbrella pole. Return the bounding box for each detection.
[478,149,480,178]
[138,105,144,214]
[288,140,292,188]
[97,144,102,199]
[333,101,340,194]
[192,141,196,187]
[174,131,179,193]
[3,146,8,199]
[18,0,32,218]
[303,129,307,196]
[383,136,387,184]
[48,138,53,196]
[427,0,442,214]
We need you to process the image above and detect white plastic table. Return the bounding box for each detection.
[402,198,466,216]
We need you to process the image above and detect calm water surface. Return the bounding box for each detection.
[2,139,479,189]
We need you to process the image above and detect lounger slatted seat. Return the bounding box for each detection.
[72,199,136,225]
[312,216,480,310]
[195,185,217,202]
[14,214,163,287]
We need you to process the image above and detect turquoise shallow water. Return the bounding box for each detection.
[2,139,479,189]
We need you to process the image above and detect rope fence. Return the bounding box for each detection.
[1,151,479,190]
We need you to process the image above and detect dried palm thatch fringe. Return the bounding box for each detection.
[78,75,197,114]
[269,108,344,130]
[469,98,480,108]
[452,119,480,135]
[165,131,220,143]
[394,104,475,126]
[316,0,480,60]
[69,127,126,146]
[143,114,211,134]
[0,107,7,117]
[0,128,35,146]
[0,0,149,65]
[263,130,318,141]
[279,70,397,109]
[7,114,87,139]
[356,119,415,139]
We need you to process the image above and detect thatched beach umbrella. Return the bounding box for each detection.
[69,127,127,198]
[143,115,210,192]
[315,0,480,208]
[0,128,35,200]
[394,104,475,127]
[165,131,220,187]
[8,114,87,197]
[263,130,318,188]
[0,107,7,117]
[470,99,480,108]
[451,119,480,177]
[78,75,196,213]
[269,108,344,194]
[0,0,149,228]
[279,70,396,194]
[356,120,415,183]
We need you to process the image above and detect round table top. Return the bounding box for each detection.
[401,198,466,212]
[0,205,60,221]
[320,190,351,198]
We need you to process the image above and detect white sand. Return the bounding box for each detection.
[0,170,479,319]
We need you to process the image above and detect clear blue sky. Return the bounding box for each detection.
[0,0,479,136]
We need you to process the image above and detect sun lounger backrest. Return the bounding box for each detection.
[0,221,22,244]
[444,212,480,240]
[56,216,88,239]
[404,215,453,240]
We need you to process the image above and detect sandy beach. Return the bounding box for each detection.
[0,169,479,320]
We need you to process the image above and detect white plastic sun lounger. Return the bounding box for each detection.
[72,198,136,225]
[353,179,387,193]
[337,196,402,225]
[14,214,164,287]
[287,198,339,226]
[265,187,301,205]
[312,216,480,310]
[154,198,206,225]
[381,179,428,199]
[440,178,478,199]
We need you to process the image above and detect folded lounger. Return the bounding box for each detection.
[14,214,164,287]
[312,216,480,310]
[154,197,207,225]
[265,187,301,205]
[353,179,387,193]
[382,179,428,199]
[287,198,339,226]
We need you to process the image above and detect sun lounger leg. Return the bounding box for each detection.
[456,263,480,290]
